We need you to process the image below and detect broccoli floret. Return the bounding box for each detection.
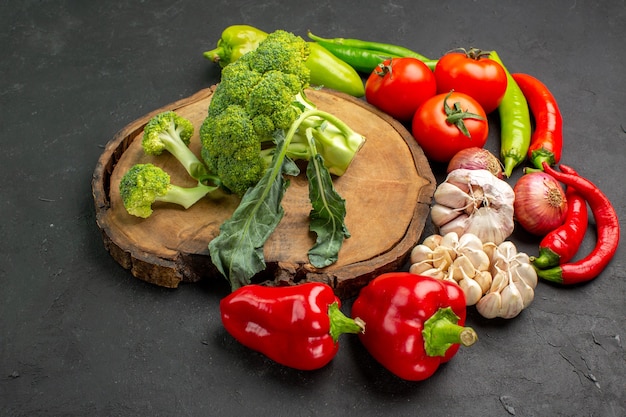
[245,30,310,87]
[200,30,365,196]
[199,105,265,195]
[119,163,216,218]
[142,111,213,183]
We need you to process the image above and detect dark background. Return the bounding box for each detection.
[1,1,625,416]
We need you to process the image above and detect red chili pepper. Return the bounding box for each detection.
[351,272,478,381]
[220,282,364,371]
[537,163,620,284]
[532,165,589,269]
[512,73,563,170]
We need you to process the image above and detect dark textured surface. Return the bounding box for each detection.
[1,1,625,416]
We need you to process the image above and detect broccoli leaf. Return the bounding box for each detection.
[208,134,299,290]
[306,153,350,268]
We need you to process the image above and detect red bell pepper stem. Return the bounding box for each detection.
[536,163,620,284]
[532,165,588,269]
[423,307,478,357]
[512,73,563,170]
[328,301,366,341]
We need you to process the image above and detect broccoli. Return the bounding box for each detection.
[119,163,217,218]
[142,111,218,185]
[199,29,366,290]
[199,29,365,197]
[118,111,225,218]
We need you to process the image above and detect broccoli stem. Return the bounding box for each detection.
[159,132,215,184]
[157,182,218,209]
[259,105,365,176]
[293,109,365,176]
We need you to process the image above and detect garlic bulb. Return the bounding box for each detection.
[431,169,515,245]
[476,241,538,319]
[410,232,492,306]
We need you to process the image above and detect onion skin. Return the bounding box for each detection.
[513,172,568,236]
[447,147,504,179]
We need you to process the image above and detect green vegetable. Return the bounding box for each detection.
[119,111,224,218]
[203,25,365,97]
[202,30,365,290]
[307,31,438,72]
[141,111,218,184]
[489,51,532,177]
[204,25,268,66]
[200,30,364,197]
[119,163,217,219]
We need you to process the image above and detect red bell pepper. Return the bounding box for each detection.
[220,282,365,371]
[351,272,478,381]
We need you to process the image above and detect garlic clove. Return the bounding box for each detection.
[459,277,483,306]
[483,241,498,261]
[459,246,491,271]
[409,260,436,275]
[434,181,471,208]
[497,241,518,261]
[512,276,535,308]
[476,292,502,319]
[514,251,532,265]
[499,281,525,319]
[415,267,446,280]
[410,244,433,264]
[464,207,514,246]
[438,215,469,241]
[452,254,477,279]
[489,267,509,293]
[513,262,538,289]
[422,234,442,250]
[432,245,455,270]
[474,270,493,294]
[431,204,463,227]
[440,232,460,249]
[458,233,484,252]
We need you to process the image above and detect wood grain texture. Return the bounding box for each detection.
[92,87,435,298]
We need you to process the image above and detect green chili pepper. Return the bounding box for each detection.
[489,51,532,177]
[203,25,365,97]
[308,31,438,71]
[309,40,400,73]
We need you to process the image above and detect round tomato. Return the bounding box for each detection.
[412,92,488,163]
[434,49,507,114]
[365,57,436,121]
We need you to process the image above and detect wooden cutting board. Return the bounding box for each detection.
[92,87,435,298]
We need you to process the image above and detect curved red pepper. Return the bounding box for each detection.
[512,73,563,170]
[220,282,364,371]
[351,272,478,381]
[537,163,620,284]
[533,165,588,269]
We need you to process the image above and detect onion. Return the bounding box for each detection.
[513,172,568,235]
[447,147,504,179]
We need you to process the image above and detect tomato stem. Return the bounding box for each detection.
[443,91,486,137]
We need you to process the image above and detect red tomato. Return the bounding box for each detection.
[412,92,488,163]
[434,49,507,114]
[365,57,436,121]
